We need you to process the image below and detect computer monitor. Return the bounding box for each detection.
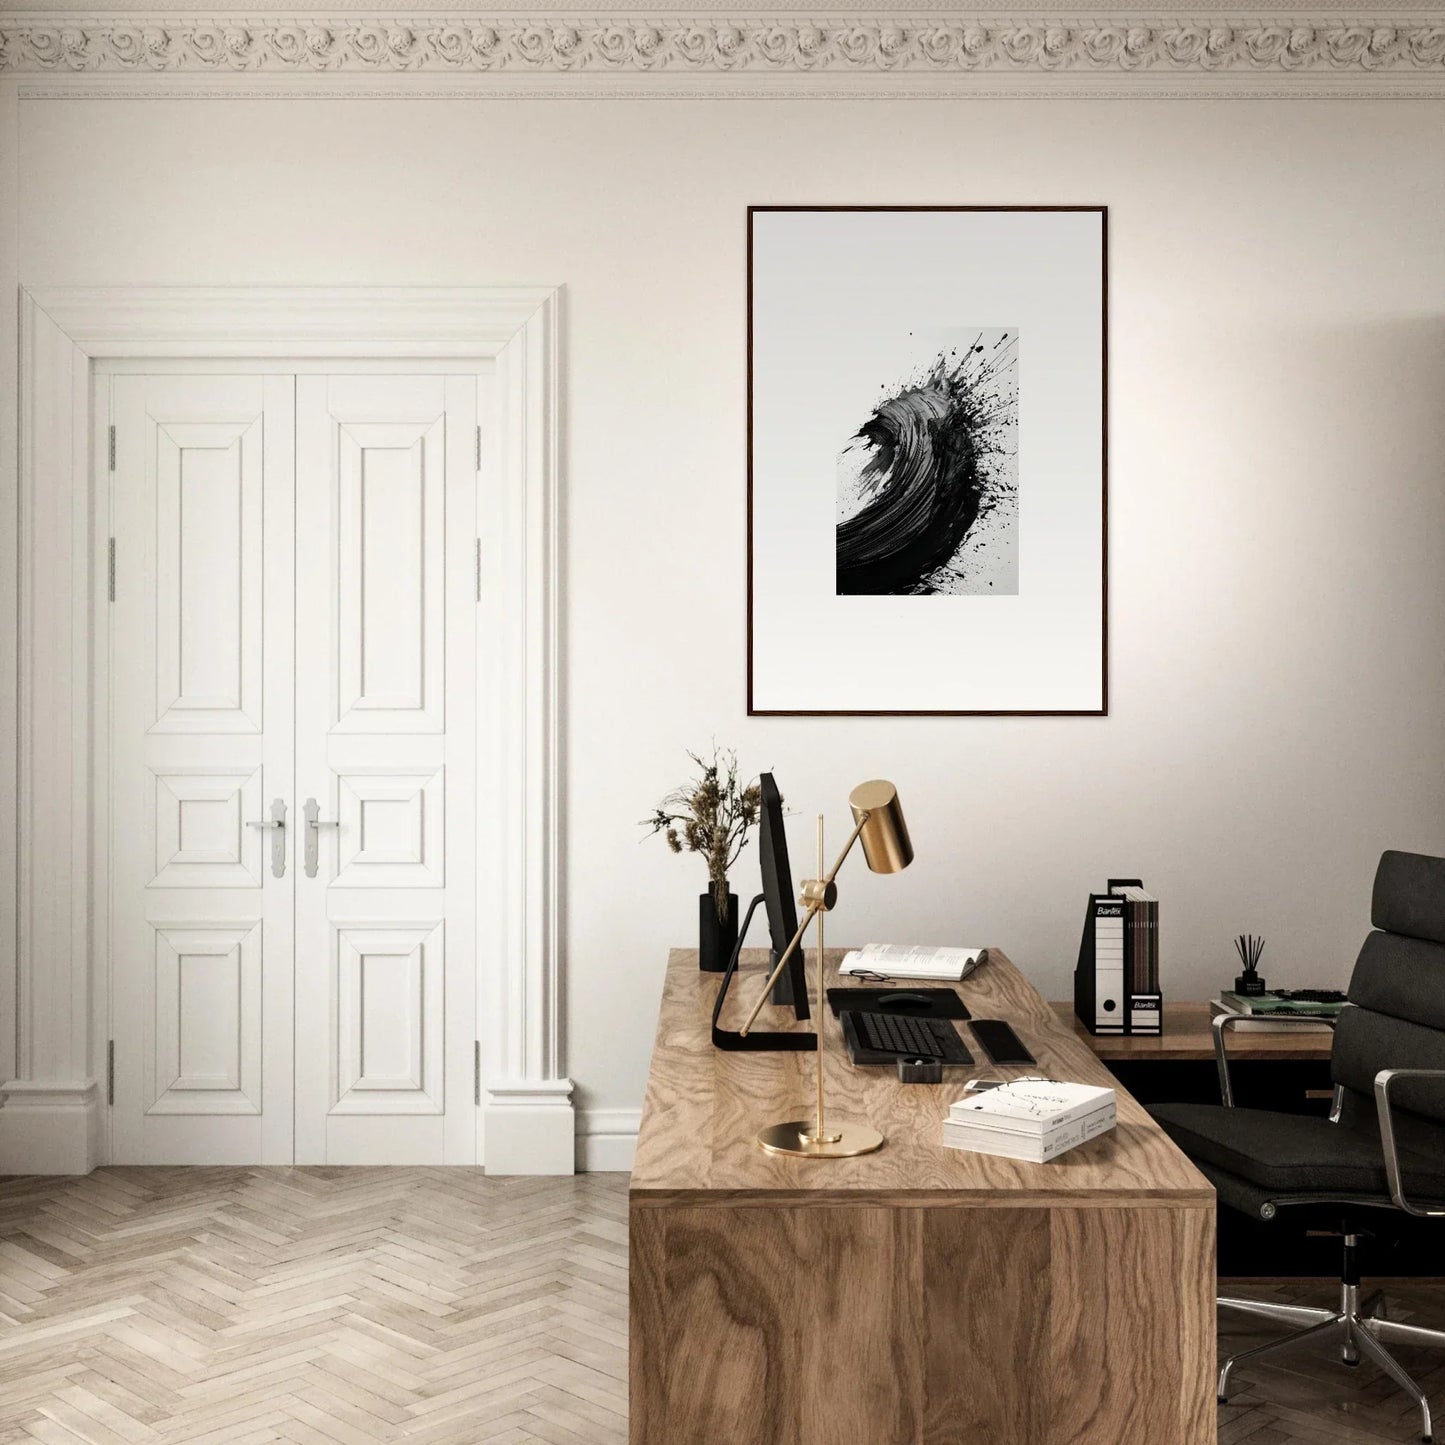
[758,773,810,1020]
[709,771,815,1051]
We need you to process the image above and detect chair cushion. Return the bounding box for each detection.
[1149,1102,1445,1199]
[1186,1155,1398,1224]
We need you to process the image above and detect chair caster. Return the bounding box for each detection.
[1217,1397,1227,1405]
[1343,1357,1360,1367]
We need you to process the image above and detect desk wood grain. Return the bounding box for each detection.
[630,949,1216,1444]
[631,948,1213,1206]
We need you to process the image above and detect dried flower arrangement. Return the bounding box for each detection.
[643,747,763,923]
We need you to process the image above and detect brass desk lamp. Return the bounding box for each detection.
[739,779,913,1158]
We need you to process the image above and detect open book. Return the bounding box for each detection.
[838,944,985,982]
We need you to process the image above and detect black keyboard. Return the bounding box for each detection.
[847,1011,974,1064]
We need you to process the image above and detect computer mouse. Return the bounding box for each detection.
[878,992,932,1010]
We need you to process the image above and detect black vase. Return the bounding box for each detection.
[699,888,739,973]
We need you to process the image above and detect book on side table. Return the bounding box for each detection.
[1211,989,1345,1033]
[941,1079,1117,1163]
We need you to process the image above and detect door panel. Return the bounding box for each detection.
[335,420,445,732]
[152,421,264,732]
[334,922,444,1112]
[110,375,295,1164]
[334,768,445,888]
[149,922,262,1114]
[150,766,264,888]
[294,375,477,1164]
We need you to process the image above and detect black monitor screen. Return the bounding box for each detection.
[758,773,809,1019]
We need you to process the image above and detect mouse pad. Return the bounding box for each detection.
[826,987,970,1021]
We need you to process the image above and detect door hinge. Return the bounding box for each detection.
[106,1041,115,1106]
[475,424,482,472]
[107,538,116,602]
[474,1041,481,1106]
[107,425,116,472]
[474,538,482,603]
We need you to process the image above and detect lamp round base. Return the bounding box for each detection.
[756,1119,884,1158]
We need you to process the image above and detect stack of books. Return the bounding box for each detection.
[1119,886,1159,1000]
[941,1079,1117,1163]
[1210,989,1344,1033]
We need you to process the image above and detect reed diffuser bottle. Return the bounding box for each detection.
[1233,934,1267,996]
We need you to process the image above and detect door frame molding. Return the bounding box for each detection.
[3,286,571,1175]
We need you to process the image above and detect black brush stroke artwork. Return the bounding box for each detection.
[836,332,1017,596]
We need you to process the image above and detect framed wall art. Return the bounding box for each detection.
[747,205,1108,716]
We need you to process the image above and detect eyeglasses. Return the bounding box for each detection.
[849,955,989,986]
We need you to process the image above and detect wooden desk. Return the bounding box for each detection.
[631,949,1215,1445]
[1053,1000,1334,1062]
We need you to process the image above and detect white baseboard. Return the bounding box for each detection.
[483,1081,576,1175]
[0,1079,638,1176]
[576,1108,639,1173]
[0,1080,102,1175]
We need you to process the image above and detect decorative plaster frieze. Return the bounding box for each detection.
[2,14,1444,80]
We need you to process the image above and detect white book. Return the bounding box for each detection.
[838,943,984,982]
[948,1079,1115,1135]
[946,1099,1117,1144]
[942,1102,1117,1163]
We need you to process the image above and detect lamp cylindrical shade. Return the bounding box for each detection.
[848,780,913,874]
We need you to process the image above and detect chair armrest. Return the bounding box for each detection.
[1374,1068,1445,1218]
[1212,1011,1338,1108]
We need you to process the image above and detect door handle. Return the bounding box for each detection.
[246,797,288,879]
[303,797,340,879]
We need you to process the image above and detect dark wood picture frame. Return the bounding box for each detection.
[746,204,1109,717]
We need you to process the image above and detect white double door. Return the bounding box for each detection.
[108,369,479,1165]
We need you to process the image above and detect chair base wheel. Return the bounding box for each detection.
[1343,1357,1360,1367]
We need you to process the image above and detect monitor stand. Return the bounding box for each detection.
[711,894,817,1053]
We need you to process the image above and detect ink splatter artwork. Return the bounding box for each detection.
[836,330,1019,596]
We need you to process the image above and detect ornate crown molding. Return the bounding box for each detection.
[3,12,1444,89]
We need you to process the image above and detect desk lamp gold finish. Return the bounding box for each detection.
[741,780,913,1159]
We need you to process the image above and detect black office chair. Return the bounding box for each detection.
[1151,850,1445,1443]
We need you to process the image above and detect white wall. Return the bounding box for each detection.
[16,95,1445,1139]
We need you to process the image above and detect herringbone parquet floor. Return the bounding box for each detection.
[0,1169,628,1445]
[2,1168,1443,1443]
